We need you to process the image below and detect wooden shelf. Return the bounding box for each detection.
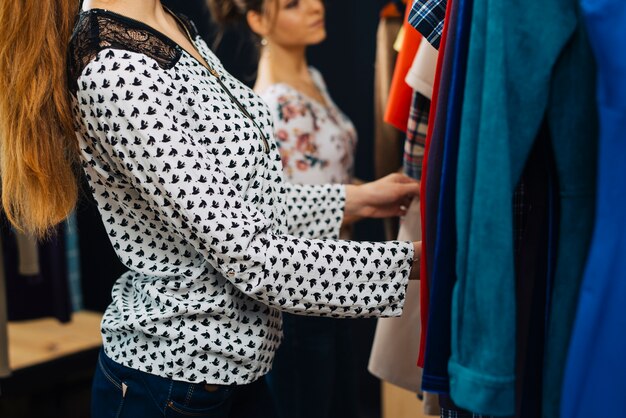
[8,311,103,371]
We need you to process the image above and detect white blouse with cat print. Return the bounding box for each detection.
[69,9,413,385]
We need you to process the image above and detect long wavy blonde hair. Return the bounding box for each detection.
[0,0,79,237]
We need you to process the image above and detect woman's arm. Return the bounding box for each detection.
[282,173,419,238]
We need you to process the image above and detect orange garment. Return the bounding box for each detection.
[383,1,423,133]
[380,1,406,18]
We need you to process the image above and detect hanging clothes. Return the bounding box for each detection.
[450,0,597,415]
[422,0,459,380]
[421,0,472,395]
[561,1,626,417]
[414,7,459,387]
[402,38,438,180]
[384,0,423,133]
[424,2,458,310]
[408,0,447,49]
[416,5,494,418]
[405,38,438,99]
[403,93,430,180]
[417,0,452,369]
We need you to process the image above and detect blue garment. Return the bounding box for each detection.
[561,1,626,417]
[408,0,447,49]
[93,349,277,418]
[423,0,456,304]
[451,0,597,414]
[421,0,472,394]
[93,349,235,418]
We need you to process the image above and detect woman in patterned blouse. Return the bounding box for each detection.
[0,0,420,416]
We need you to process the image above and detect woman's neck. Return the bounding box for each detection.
[256,43,310,92]
[82,0,166,26]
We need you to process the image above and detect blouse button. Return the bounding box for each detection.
[226,269,236,279]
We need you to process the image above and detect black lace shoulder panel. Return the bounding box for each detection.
[68,9,197,94]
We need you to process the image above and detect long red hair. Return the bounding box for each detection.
[0,0,79,237]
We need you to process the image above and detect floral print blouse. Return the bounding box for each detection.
[259,68,358,185]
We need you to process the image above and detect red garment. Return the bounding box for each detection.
[417,0,452,368]
[383,1,423,133]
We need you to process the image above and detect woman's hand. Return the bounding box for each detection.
[409,241,421,280]
[343,173,420,224]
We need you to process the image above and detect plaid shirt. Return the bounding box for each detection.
[403,91,430,180]
[408,0,447,49]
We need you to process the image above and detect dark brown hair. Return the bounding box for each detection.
[206,0,281,51]
[206,0,267,26]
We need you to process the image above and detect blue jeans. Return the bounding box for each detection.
[92,349,235,418]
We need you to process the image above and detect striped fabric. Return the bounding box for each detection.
[403,91,430,180]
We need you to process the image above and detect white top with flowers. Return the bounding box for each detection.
[259,67,358,185]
